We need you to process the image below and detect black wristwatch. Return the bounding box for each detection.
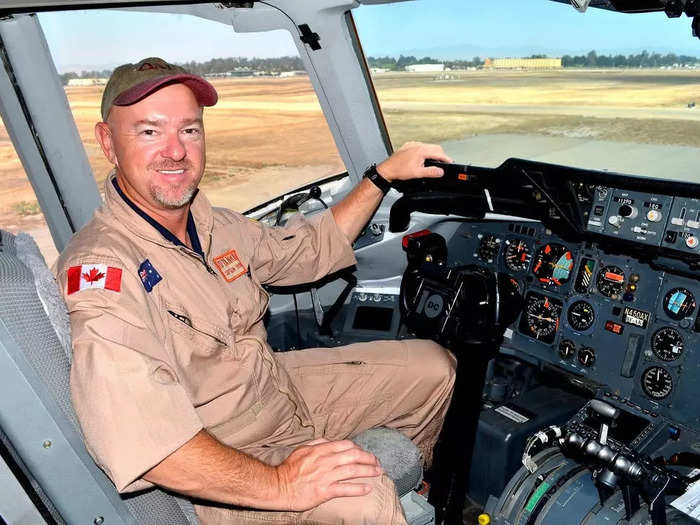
[363,164,391,196]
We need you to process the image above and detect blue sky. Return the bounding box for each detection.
[39,1,699,73]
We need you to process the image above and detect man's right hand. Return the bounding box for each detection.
[275,439,382,511]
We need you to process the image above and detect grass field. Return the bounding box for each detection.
[375,69,700,147]
[2,69,699,263]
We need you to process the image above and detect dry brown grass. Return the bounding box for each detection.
[374,69,700,149]
[373,69,700,108]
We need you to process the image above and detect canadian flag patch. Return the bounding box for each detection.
[67,264,122,295]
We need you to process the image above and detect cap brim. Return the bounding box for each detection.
[113,74,218,107]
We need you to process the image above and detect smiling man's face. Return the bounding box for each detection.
[95,83,206,215]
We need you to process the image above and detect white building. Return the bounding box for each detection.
[405,63,445,72]
[67,78,107,86]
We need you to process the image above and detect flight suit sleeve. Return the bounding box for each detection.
[57,259,203,493]
[247,209,357,286]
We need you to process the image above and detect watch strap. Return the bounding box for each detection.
[363,164,391,195]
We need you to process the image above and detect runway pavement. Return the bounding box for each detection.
[383,102,700,122]
[440,133,700,183]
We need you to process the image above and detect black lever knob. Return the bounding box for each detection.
[589,400,620,420]
[309,185,322,199]
[589,400,620,446]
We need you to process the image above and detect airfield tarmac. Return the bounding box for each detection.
[1,69,699,264]
[440,133,700,183]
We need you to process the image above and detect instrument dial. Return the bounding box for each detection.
[641,366,673,400]
[663,287,696,321]
[577,347,596,367]
[651,327,684,361]
[504,239,532,272]
[567,300,596,332]
[519,293,562,344]
[478,234,500,263]
[558,339,576,359]
[574,258,596,294]
[532,243,574,286]
[596,265,626,298]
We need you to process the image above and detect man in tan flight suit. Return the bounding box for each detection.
[55,57,456,524]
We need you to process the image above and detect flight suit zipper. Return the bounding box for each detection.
[178,246,218,276]
[202,257,217,275]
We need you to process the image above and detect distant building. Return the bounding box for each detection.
[279,70,307,77]
[484,57,562,70]
[204,70,253,78]
[370,67,388,74]
[405,63,445,72]
[67,78,107,86]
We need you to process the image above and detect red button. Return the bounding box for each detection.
[605,320,624,335]
[402,229,432,249]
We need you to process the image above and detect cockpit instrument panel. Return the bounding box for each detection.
[445,219,700,432]
[393,158,700,432]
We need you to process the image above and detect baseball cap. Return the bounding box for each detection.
[101,57,218,120]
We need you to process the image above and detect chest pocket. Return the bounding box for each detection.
[167,308,231,358]
[164,301,245,403]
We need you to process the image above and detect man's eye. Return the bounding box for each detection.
[141,129,156,136]
[183,128,201,135]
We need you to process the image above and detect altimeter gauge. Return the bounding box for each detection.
[641,366,673,400]
[596,265,625,298]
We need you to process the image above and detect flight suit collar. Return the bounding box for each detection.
[103,171,214,255]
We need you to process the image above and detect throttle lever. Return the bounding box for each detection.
[589,399,620,445]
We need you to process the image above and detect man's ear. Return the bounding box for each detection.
[95,121,117,165]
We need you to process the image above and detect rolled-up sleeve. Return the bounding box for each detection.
[248,209,357,286]
[59,265,203,493]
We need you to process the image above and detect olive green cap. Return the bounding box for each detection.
[101,57,217,120]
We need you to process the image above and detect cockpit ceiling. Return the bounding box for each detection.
[0,0,214,14]
[0,0,673,15]
[548,0,669,13]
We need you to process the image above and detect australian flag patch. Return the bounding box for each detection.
[138,259,162,293]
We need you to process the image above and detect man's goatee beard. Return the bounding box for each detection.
[151,183,197,209]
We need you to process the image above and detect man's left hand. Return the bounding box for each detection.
[376,142,453,182]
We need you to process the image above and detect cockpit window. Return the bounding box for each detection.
[353,0,700,182]
[0,116,58,265]
[36,9,345,212]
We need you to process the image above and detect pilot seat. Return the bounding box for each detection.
[0,229,431,524]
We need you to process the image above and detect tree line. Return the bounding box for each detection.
[367,51,699,69]
[59,56,304,85]
[561,50,698,68]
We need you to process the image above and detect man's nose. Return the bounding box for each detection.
[161,131,186,161]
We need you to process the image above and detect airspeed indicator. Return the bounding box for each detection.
[504,240,532,272]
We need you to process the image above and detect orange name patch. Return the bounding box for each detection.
[213,249,247,282]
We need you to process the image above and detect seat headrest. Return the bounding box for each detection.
[1,230,72,361]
